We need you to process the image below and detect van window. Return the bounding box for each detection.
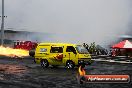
[40,48,47,52]
[50,47,63,53]
[66,46,76,53]
[76,45,89,54]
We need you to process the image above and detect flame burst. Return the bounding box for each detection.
[79,66,86,76]
[0,46,29,57]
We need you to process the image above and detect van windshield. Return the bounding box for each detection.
[76,45,89,54]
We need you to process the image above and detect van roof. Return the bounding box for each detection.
[38,43,78,46]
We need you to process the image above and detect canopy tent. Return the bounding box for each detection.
[112,40,132,49]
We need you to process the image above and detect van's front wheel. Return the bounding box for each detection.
[41,59,49,68]
[66,61,75,69]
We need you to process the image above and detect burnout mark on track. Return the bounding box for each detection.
[0,64,27,75]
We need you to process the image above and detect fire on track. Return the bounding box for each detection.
[0,46,29,58]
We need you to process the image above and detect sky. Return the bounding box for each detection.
[0,0,132,45]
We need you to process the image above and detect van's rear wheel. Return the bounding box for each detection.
[66,61,75,69]
[41,59,49,68]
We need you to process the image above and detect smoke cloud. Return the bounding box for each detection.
[0,0,132,45]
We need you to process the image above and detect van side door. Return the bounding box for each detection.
[49,46,63,65]
[65,46,77,64]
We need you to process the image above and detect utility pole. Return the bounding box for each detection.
[1,0,4,45]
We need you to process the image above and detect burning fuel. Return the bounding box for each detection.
[78,66,86,76]
[77,66,87,84]
[0,46,29,57]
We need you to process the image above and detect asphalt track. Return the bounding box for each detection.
[0,56,132,88]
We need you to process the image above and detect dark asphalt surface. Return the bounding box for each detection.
[0,56,132,88]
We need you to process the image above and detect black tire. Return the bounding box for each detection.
[41,59,49,68]
[66,61,75,69]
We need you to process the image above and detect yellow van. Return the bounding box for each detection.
[30,43,92,68]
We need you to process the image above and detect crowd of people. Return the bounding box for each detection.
[83,42,132,57]
[82,43,108,55]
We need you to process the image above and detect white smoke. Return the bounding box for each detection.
[1,0,132,45]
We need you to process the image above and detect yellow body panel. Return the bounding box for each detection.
[34,43,91,66]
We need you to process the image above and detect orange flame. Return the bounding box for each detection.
[0,46,29,57]
[78,66,86,76]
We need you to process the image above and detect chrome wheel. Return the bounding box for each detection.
[41,59,49,68]
[66,61,75,69]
